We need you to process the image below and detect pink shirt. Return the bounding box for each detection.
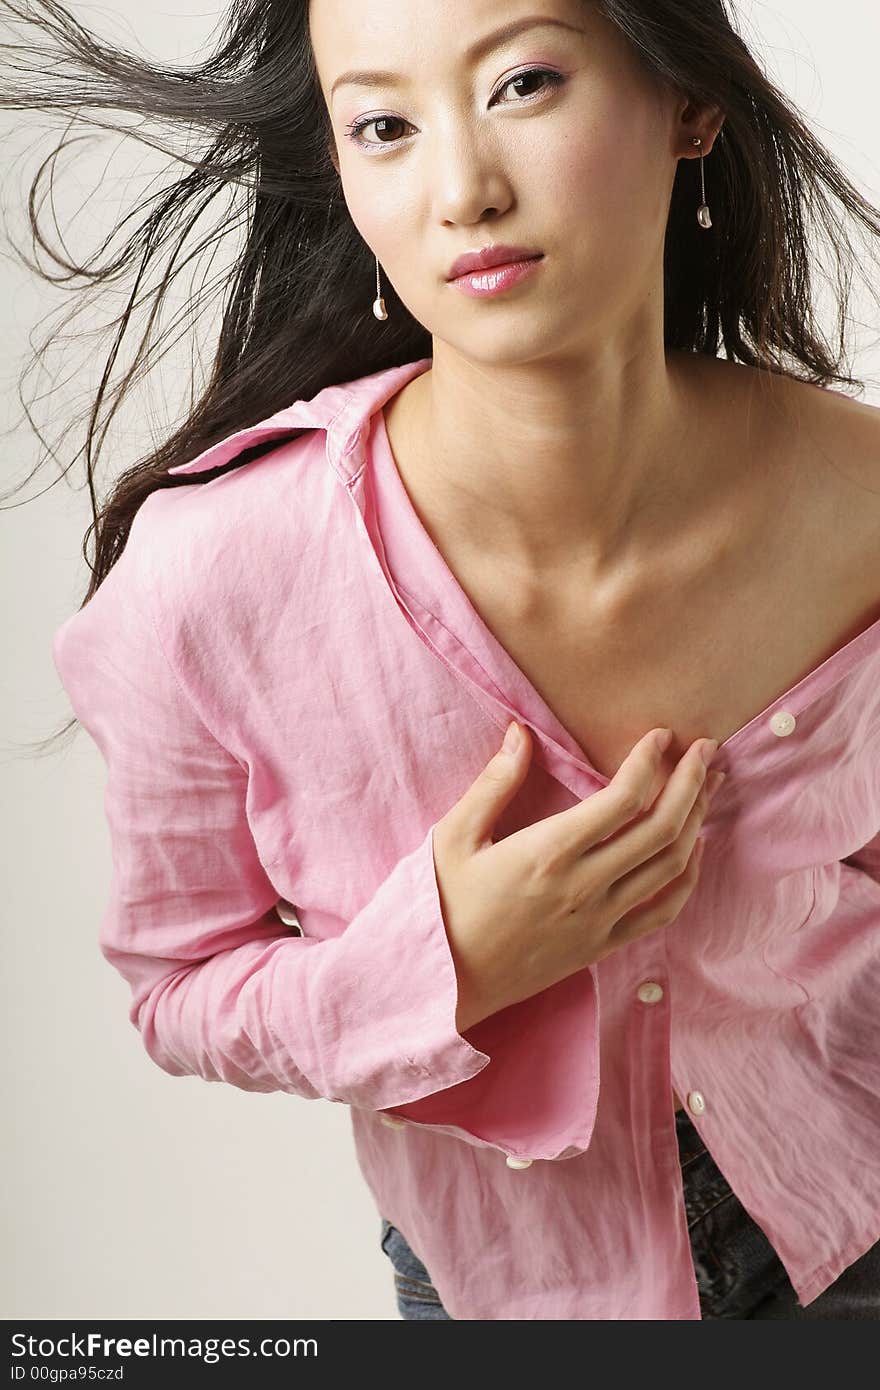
[52,356,880,1319]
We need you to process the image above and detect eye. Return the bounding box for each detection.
[344,112,411,150]
[495,67,565,106]
[343,66,565,152]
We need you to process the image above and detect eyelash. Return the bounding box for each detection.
[343,66,565,152]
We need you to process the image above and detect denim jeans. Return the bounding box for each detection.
[379,1107,880,1319]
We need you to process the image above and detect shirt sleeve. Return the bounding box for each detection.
[51,529,493,1114]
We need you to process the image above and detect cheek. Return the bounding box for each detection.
[536,129,619,214]
[339,169,413,257]
[538,109,669,264]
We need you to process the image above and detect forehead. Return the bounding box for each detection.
[308,0,592,91]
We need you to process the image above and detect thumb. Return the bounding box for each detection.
[458,720,532,849]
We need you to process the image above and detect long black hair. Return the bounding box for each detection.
[3,0,879,753]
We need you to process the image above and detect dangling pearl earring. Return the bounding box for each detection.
[372,254,388,320]
[692,137,712,229]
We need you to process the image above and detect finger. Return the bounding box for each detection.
[603,833,705,956]
[534,727,675,866]
[590,737,714,881]
[603,773,712,920]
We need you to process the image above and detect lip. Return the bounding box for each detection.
[446,244,543,281]
[449,255,545,299]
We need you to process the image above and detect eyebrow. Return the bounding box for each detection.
[329,15,585,101]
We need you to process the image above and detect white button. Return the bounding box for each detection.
[687,1091,706,1116]
[506,1156,533,1169]
[637,981,664,1004]
[769,710,796,737]
[380,1114,407,1129]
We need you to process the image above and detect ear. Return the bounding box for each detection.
[677,99,726,158]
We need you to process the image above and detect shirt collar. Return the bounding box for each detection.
[166,358,433,483]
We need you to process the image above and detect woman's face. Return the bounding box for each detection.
[309,0,697,364]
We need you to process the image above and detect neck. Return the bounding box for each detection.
[384,342,755,584]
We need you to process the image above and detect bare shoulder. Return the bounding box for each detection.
[772,376,880,615]
[706,359,880,525]
[786,377,880,528]
[700,359,880,618]
[687,352,880,523]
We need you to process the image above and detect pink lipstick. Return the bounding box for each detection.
[449,254,545,298]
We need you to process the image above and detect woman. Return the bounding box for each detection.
[7,0,880,1318]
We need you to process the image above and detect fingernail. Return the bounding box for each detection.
[700,739,719,767]
[503,720,521,754]
[655,728,673,752]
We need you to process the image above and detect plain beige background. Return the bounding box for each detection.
[3,1,879,1320]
